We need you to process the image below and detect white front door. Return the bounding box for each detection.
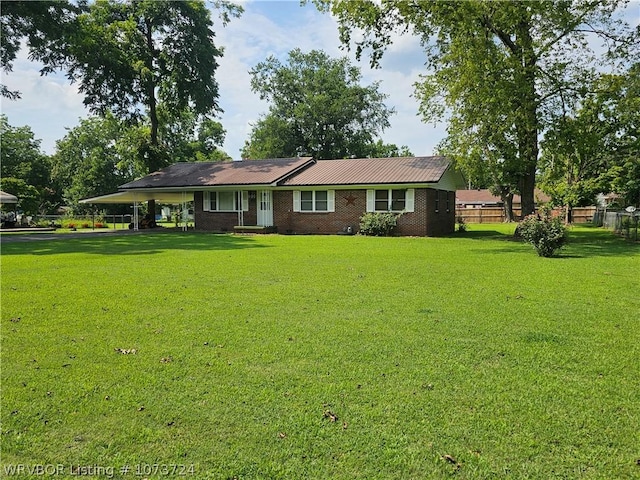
[257,190,273,227]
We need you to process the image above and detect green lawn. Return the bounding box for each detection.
[1,225,638,479]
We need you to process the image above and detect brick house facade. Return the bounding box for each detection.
[99,156,465,237]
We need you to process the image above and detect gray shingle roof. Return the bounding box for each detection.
[119,157,313,189]
[280,156,451,186]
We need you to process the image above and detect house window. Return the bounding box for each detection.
[375,189,406,212]
[203,191,248,212]
[294,190,335,212]
[367,189,415,213]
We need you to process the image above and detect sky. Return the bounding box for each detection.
[0,0,443,159]
[1,1,638,159]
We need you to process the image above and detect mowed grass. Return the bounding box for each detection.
[1,225,638,479]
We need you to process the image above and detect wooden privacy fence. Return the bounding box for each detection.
[456,206,597,224]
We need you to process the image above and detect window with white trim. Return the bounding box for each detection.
[203,191,249,212]
[293,190,335,212]
[367,189,414,213]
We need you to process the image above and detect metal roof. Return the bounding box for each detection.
[80,191,194,204]
[280,156,451,186]
[119,157,314,190]
[0,191,18,203]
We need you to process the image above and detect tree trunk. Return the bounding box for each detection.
[503,192,516,222]
[516,19,539,219]
[145,16,158,223]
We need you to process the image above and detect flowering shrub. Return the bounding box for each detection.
[517,209,567,257]
[359,212,401,236]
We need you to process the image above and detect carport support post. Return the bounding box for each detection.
[133,201,139,231]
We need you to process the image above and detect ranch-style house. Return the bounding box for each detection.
[85,156,466,236]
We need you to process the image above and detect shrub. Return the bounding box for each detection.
[359,212,401,236]
[517,208,568,257]
[456,215,467,232]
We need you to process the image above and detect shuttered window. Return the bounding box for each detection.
[367,189,414,213]
[293,190,335,212]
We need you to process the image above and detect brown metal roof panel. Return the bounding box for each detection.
[120,157,313,189]
[282,156,450,186]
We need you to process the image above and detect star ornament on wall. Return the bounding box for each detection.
[344,194,356,206]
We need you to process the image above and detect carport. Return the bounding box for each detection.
[80,191,194,231]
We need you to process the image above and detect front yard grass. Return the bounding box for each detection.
[1,225,638,479]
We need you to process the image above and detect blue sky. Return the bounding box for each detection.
[1,0,638,159]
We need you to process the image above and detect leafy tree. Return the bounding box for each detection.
[0,115,57,214]
[242,49,394,160]
[51,114,144,214]
[365,140,413,158]
[540,63,640,213]
[158,107,231,163]
[0,0,80,99]
[317,0,639,216]
[63,0,241,213]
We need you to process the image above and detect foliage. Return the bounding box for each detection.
[456,215,467,233]
[364,139,413,158]
[0,178,40,216]
[317,0,639,217]
[517,208,568,257]
[159,107,231,163]
[0,115,58,214]
[1,228,638,478]
[63,0,241,175]
[359,211,401,236]
[0,1,80,99]
[540,64,640,214]
[242,48,394,160]
[51,114,144,214]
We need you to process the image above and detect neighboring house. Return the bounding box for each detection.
[456,189,550,208]
[88,156,465,236]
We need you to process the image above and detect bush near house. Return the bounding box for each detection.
[359,211,401,236]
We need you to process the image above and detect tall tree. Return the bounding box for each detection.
[242,49,394,160]
[0,115,56,215]
[63,0,241,214]
[317,0,639,217]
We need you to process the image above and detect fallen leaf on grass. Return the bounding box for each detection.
[115,348,137,355]
[10,317,21,323]
[278,432,287,439]
[323,410,338,422]
[160,356,173,363]
[442,454,461,471]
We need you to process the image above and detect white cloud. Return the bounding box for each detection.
[1,51,88,154]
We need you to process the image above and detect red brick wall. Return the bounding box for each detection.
[194,188,456,236]
[273,190,365,234]
[424,189,456,236]
[194,191,258,232]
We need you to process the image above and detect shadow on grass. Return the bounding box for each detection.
[452,224,639,258]
[558,226,639,258]
[0,231,267,256]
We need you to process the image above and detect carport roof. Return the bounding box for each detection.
[80,191,194,204]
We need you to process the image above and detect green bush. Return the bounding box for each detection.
[359,212,401,236]
[517,209,568,257]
